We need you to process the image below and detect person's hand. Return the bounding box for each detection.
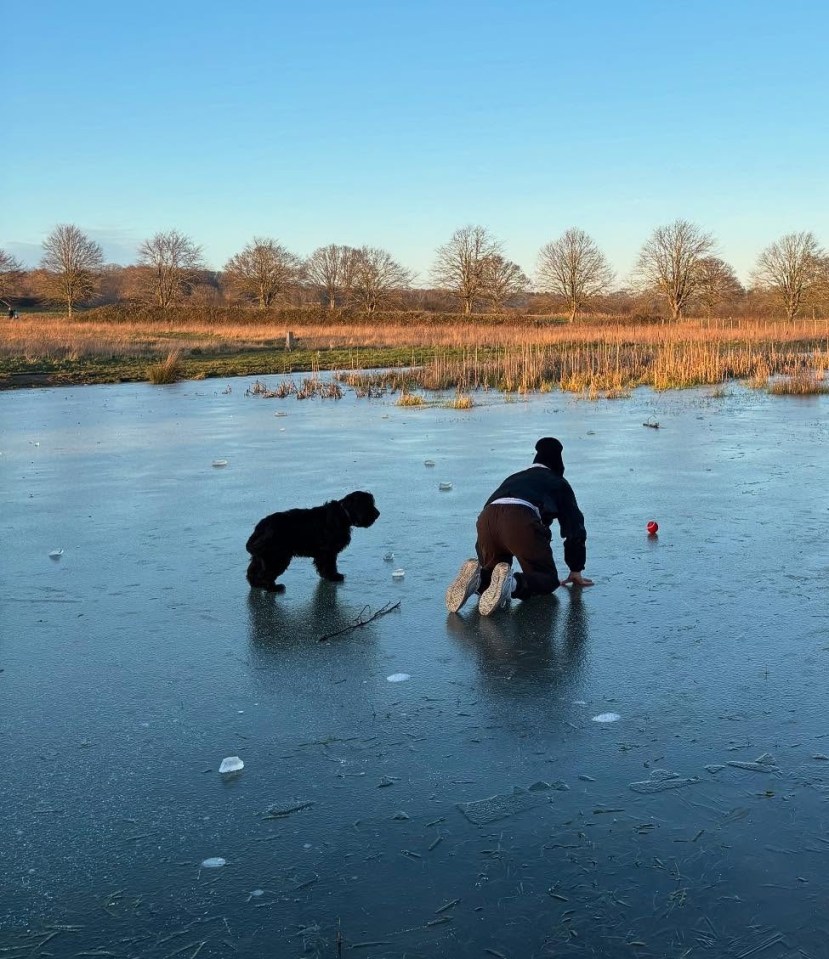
[561,571,594,587]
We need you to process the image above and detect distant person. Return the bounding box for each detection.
[445,437,593,616]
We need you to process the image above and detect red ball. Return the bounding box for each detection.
[647,521,659,535]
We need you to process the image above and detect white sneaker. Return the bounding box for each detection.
[445,559,481,613]
[478,562,513,616]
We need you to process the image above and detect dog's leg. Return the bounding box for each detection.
[313,551,344,582]
[247,554,290,592]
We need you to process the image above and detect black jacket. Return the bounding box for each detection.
[485,465,587,571]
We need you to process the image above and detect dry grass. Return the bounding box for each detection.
[3,310,828,394]
[146,350,182,384]
[449,392,474,409]
[396,391,425,407]
[767,369,828,395]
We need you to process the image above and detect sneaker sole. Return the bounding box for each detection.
[478,562,511,616]
[445,560,480,613]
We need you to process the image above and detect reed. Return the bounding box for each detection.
[767,370,828,395]
[146,350,182,384]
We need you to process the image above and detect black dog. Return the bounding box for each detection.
[246,490,379,592]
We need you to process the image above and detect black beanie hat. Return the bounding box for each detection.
[534,437,564,474]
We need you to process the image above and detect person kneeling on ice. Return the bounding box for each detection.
[446,437,594,616]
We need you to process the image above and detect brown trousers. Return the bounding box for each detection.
[475,504,559,598]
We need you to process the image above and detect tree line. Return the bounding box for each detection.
[1,221,827,321]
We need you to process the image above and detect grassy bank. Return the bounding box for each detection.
[1,308,827,394]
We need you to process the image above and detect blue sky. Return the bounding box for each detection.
[4,0,828,285]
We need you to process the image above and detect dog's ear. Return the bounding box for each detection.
[246,526,274,555]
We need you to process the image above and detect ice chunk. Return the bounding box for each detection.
[212,459,228,468]
[424,460,436,467]
[392,568,405,579]
[201,857,226,868]
[439,482,453,491]
[263,800,315,818]
[392,810,410,820]
[629,769,700,793]
[458,782,553,825]
[387,673,411,682]
[48,549,64,559]
[219,756,244,774]
[383,551,395,562]
[592,712,621,723]
[727,753,779,773]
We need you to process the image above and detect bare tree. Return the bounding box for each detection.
[635,219,715,321]
[0,249,24,307]
[481,255,529,310]
[431,225,503,314]
[40,224,103,316]
[536,228,614,322]
[304,244,360,309]
[351,246,413,316]
[137,230,205,308]
[752,231,826,321]
[223,237,300,309]
[695,256,744,317]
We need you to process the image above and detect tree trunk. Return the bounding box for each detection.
[569,301,577,323]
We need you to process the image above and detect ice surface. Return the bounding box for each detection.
[3,380,828,955]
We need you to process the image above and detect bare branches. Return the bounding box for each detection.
[304,244,360,310]
[695,256,743,318]
[352,246,413,316]
[137,230,205,308]
[0,249,24,306]
[635,219,715,321]
[537,228,614,322]
[318,601,401,642]
[752,231,826,320]
[432,225,503,314]
[223,237,300,309]
[40,224,103,317]
[480,255,529,311]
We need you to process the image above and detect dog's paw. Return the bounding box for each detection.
[268,583,287,593]
[328,573,345,582]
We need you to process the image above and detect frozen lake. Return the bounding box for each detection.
[1,377,828,958]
